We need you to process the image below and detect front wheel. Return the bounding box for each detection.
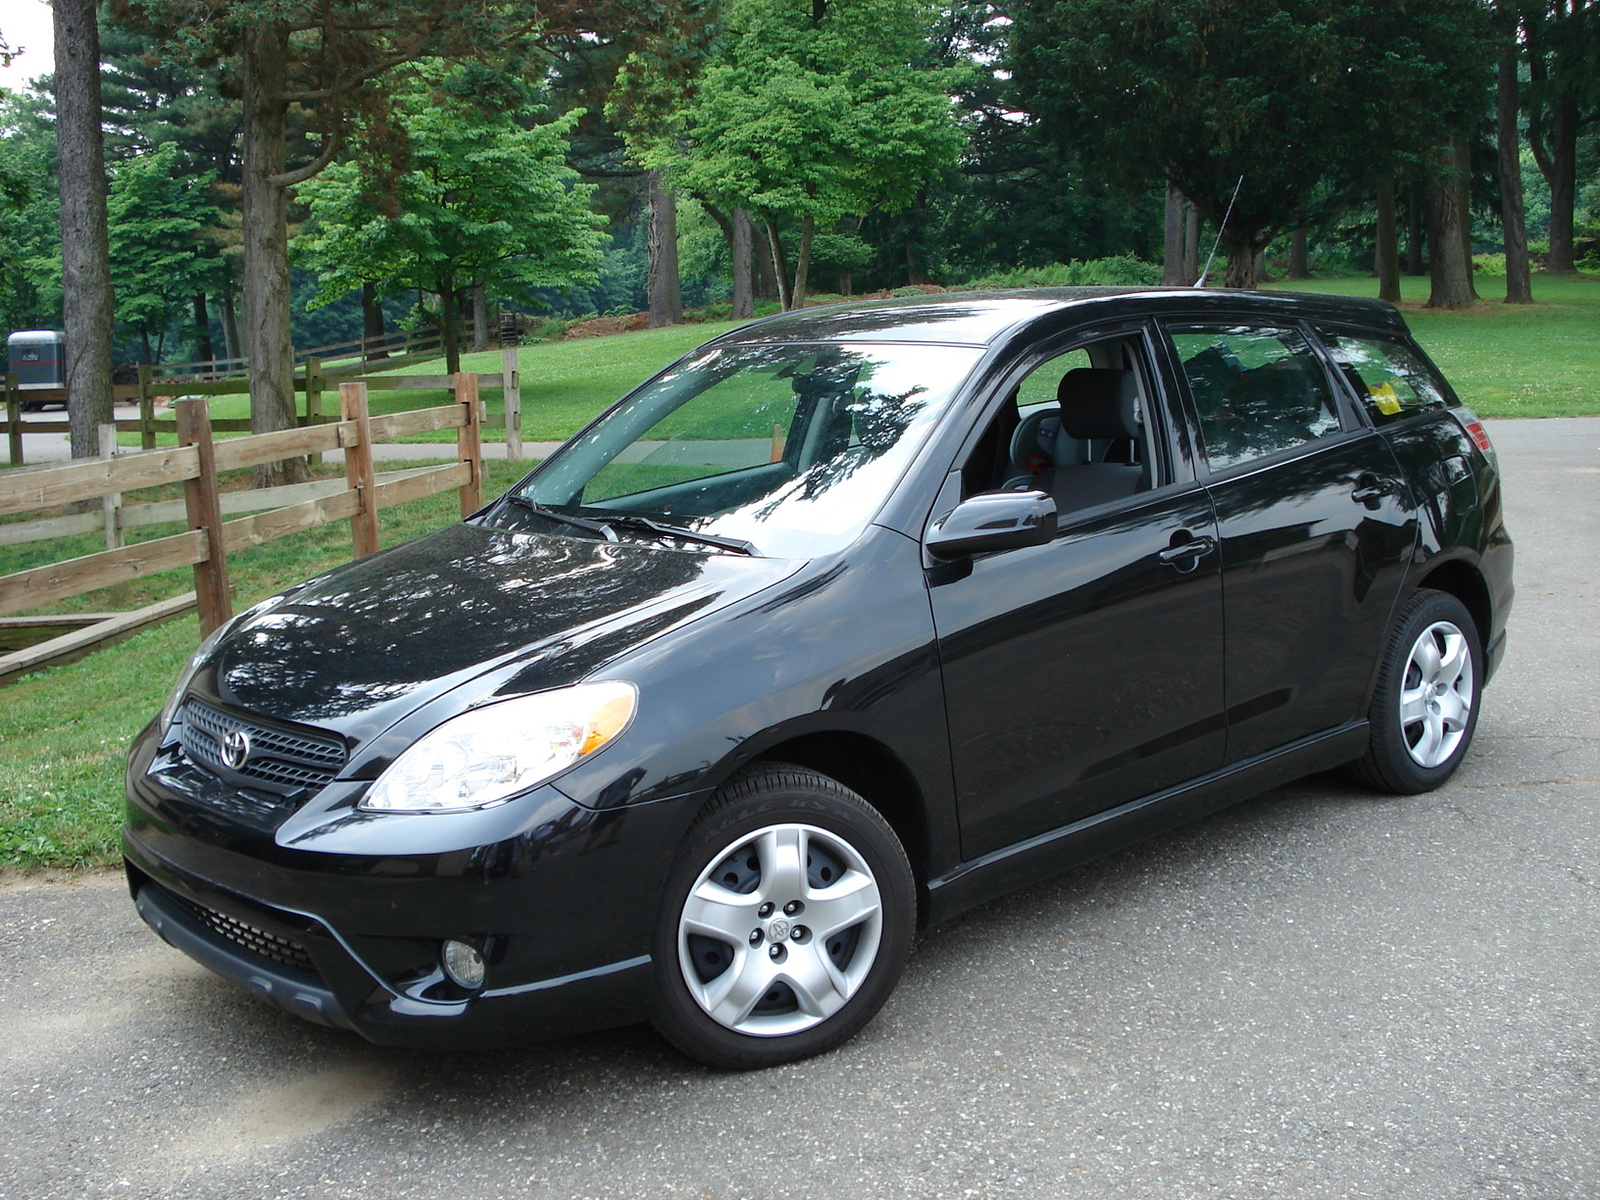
[1347,589,1483,794]
[651,764,915,1069]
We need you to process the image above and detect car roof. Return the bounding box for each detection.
[707,287,1408,348]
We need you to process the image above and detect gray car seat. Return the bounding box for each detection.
[1007,368,1146,511]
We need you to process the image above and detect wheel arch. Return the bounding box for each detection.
[742,731,933,923]
[1416,558,1493,656]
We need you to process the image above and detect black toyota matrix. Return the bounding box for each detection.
[125,288,1512,1068]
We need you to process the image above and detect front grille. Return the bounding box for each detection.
[178,699,346,794]
[165,888,318,976]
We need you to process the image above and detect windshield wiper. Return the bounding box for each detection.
[505,495,760,556]
[504,494,618,541]
[600,514,761,557]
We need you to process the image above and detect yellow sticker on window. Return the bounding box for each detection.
[1368,381,1403,415]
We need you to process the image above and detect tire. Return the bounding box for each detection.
[1346,589,1483,794]
[650,764,915,1069]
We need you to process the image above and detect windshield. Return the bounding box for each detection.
[490,341,984,558]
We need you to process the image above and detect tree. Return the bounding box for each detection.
[54,0,116,460]
[1524,0,1599,272]
[1495,3,1535,303]
[0,90,60,338]
[294,63,605,374]
[116,0,541,483]
[107,142,228,360]
[633,0,966,309]
[1010,0,1493,287]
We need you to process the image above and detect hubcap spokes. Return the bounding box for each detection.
[1399,620,1473,768]
[679,823,883,1037]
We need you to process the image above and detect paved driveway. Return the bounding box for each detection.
[2,418,1596,1200]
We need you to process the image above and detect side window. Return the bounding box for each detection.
[961,339,1153,516]
[1318,332,1452,425]
[1169,324,1342,472]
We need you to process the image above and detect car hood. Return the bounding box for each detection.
[202,521,800,739]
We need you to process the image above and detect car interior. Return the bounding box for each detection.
[962,338,1156,513]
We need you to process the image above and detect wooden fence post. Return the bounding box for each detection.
[304,355,325,468]
[340,381,380,558]
[501,345,523,462]
[456,373,484,517]
[5,373,21,467]
[99,423,123,552]
[137,364,156,450]
[175,398,232,635]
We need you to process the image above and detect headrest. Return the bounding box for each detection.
[1057,368,1141,441]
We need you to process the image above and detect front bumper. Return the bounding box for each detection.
[124,721,697,1050]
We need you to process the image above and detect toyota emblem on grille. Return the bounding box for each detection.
[220,728,252,770]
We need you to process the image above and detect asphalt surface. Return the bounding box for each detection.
[2,416,1596,1200]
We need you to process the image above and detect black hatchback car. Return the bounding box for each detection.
[126,288,1512,1068]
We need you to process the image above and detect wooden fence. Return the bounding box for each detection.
[2,341,523,467]
[0,376,486,687]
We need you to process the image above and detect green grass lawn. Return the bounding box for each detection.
[4,275,1596,873]
[0,459,529,870]
[1269,272,1600,418]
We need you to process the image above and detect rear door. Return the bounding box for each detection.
[1161,321,1418,762]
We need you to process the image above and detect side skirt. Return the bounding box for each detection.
[924,722,1370,926]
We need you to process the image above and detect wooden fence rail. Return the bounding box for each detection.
[0,375,484,686]
[2,344,522,466]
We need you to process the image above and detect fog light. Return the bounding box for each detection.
[441,939,486,990]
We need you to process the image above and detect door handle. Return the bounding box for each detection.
[1351,473,1387,508]
[1159,532,1216,570]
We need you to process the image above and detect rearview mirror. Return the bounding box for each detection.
[926,490,1057,559]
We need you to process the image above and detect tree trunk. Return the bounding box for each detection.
[53,0,115,461]
[192,293,214,362]
[1182,202,1200,284]
[1162,184,1185,285]
[240,22,304,485]
[1457,143,1478,301]
[763,219,792,310]
[1221,233,1258,288]
[362,281,388,359]
[646,170,684,327]
[1497,43,1533,304]
[751,221,779,302]
[439,278,461,375]
[471,281,489,351]
[1375,175,1401,303]
[1252,249,1267,284]
[1532,94,1578,272]
[220,291,241,362]
[1288,228,1310,279]
[731,207,754,319]
[1405,186,1426,275]
[1427,143,1476,310]
[791,214,814,309]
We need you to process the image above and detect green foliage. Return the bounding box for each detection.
[0,88,61,335]
[957,257,1163,289]
[622,0,966,300]
[107,141,226,356]
[1010,0,1495,256]
[294,61,606,326]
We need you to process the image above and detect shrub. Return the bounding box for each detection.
[957,256,1162,289]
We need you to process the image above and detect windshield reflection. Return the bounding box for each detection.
[491,342,982,559]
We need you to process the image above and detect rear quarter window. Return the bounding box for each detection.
[1318,332,1454,426]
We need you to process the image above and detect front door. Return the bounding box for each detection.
[929,333,1228,860]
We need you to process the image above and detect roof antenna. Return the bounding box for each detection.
[1195,175,1244,288]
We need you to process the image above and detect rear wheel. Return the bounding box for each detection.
[651,764,914,1069]
[1347,589,1482,794]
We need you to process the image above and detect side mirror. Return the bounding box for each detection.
[926,490,1057,560]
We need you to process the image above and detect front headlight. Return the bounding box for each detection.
[361,680,637,813]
